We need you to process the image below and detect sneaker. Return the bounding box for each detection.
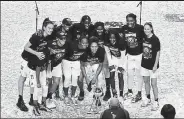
[46,99,56,109]
[131,94,142,103]
[141,98,151,107]
[29,98,34,106]
[123,92,133,100]
[78,91,84,101]
[64,97,71,106]
[71,97,78,106]
[54,90,61,100]
[16,99,28,112]
[33,105,40,116]
[103,90,111,101]
[39,103,52,112]
[151,101,159,111]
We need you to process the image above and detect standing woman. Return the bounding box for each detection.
[24,19,54,116]
[140,22,160,111]
[104,30,126,102]
[62,36,89,106]
[90,22,111,101]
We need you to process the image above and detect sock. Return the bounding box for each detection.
[155,98,158,102]
[120,90,123,96]
[63,87,69,97]
[30,94,33,100]
[128,89,133,93]
[147,94,151,99]
[105,78,110,90]
[19,95,23,101]
[71,86,77,97]
[138,91,142,96]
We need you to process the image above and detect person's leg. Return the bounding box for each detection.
[103,64,111,101]
[118,72,124,97]
[78,72,85,101]
[110,71,116,97]
[151,76,159,111]
[124,68,134,99]
[29,87,34,106]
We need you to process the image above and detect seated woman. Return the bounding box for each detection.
[80,36,105,106]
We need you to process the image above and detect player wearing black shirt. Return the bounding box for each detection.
[121,13,144,103]
[90,22,111,101]
[104,30,126,103]
[22,20,54,116]
[46,31,70,109]
[62,36,88,106]
[140,22,160,111]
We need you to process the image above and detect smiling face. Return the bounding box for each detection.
[144,24,153,36]
[43,23,54,36]
[80,38,88,49]
[63,24,70,31]
[96,26,104,36]
[127,17,136,28]
[90,42,98,54]
[109,33,116,45]
[84,20,90,29]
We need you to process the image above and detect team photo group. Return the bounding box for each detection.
[16,12,161,117]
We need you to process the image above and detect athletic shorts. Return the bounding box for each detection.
[20,59,29,78]
[52,63,62,78]
[125,53,142,70]
[140,67,158,79]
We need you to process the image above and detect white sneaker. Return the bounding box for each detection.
[64,97,71,106]
[71,97,78,106]
[141,98,151,107]
[46,99,56,109]
[151,101,159,111]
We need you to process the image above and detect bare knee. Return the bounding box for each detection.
[151,78,157,88]
[143,76,150,84]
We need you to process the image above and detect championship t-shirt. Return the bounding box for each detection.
[106,43,122,58]
[81,47,105,64]
[21,30,51,70]
[100,108,130,119]
[48,39,69,67]
[141,34,160,70]
[121,24,144,55]
[65,40,87,61]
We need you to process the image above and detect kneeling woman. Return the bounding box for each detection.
[80,36,105,105]
[104,30,126,102]
[62,36,88,106]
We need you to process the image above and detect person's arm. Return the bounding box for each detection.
[36,66,41,88]
[153,51,160,73]
[95,63,103,78]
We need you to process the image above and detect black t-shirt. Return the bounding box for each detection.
[141,34,160,70]
[121,24,144,55]
[89,30,109,47]
[80,47,105,64]
[106,43,122,58]
[21,30,51,70]
[48,39,69,67]
[65,40,87,61]
[101,108,130,119]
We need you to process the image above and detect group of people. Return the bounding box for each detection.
[16,13,161,116]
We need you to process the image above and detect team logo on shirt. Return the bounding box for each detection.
[87,56,100,64]
[109,46,121,58]
[54,49,66,60]
[70,51,84,60]
[37,42,47,51]
[143,43,152,59]
[125,32,138,48]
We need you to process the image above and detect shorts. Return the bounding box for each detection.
[140,67,158,79]
[20,60,29,78]
[52,63,62,78]
[126,53,142,70]
[62,60,81,87]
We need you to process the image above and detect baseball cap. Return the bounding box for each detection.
[56,31,67,39]
[62,18,72,26]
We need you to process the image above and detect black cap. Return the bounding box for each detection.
[56,31,67,39]
[62,18,72,26]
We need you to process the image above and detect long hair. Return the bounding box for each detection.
[144,22,154,34]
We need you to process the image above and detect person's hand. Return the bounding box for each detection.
[109,65,115,72]
[152,66,157,73]
[36,52,45,60]
[118,67,124,73]
[37,83,41,88]
[91,76,97,85]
